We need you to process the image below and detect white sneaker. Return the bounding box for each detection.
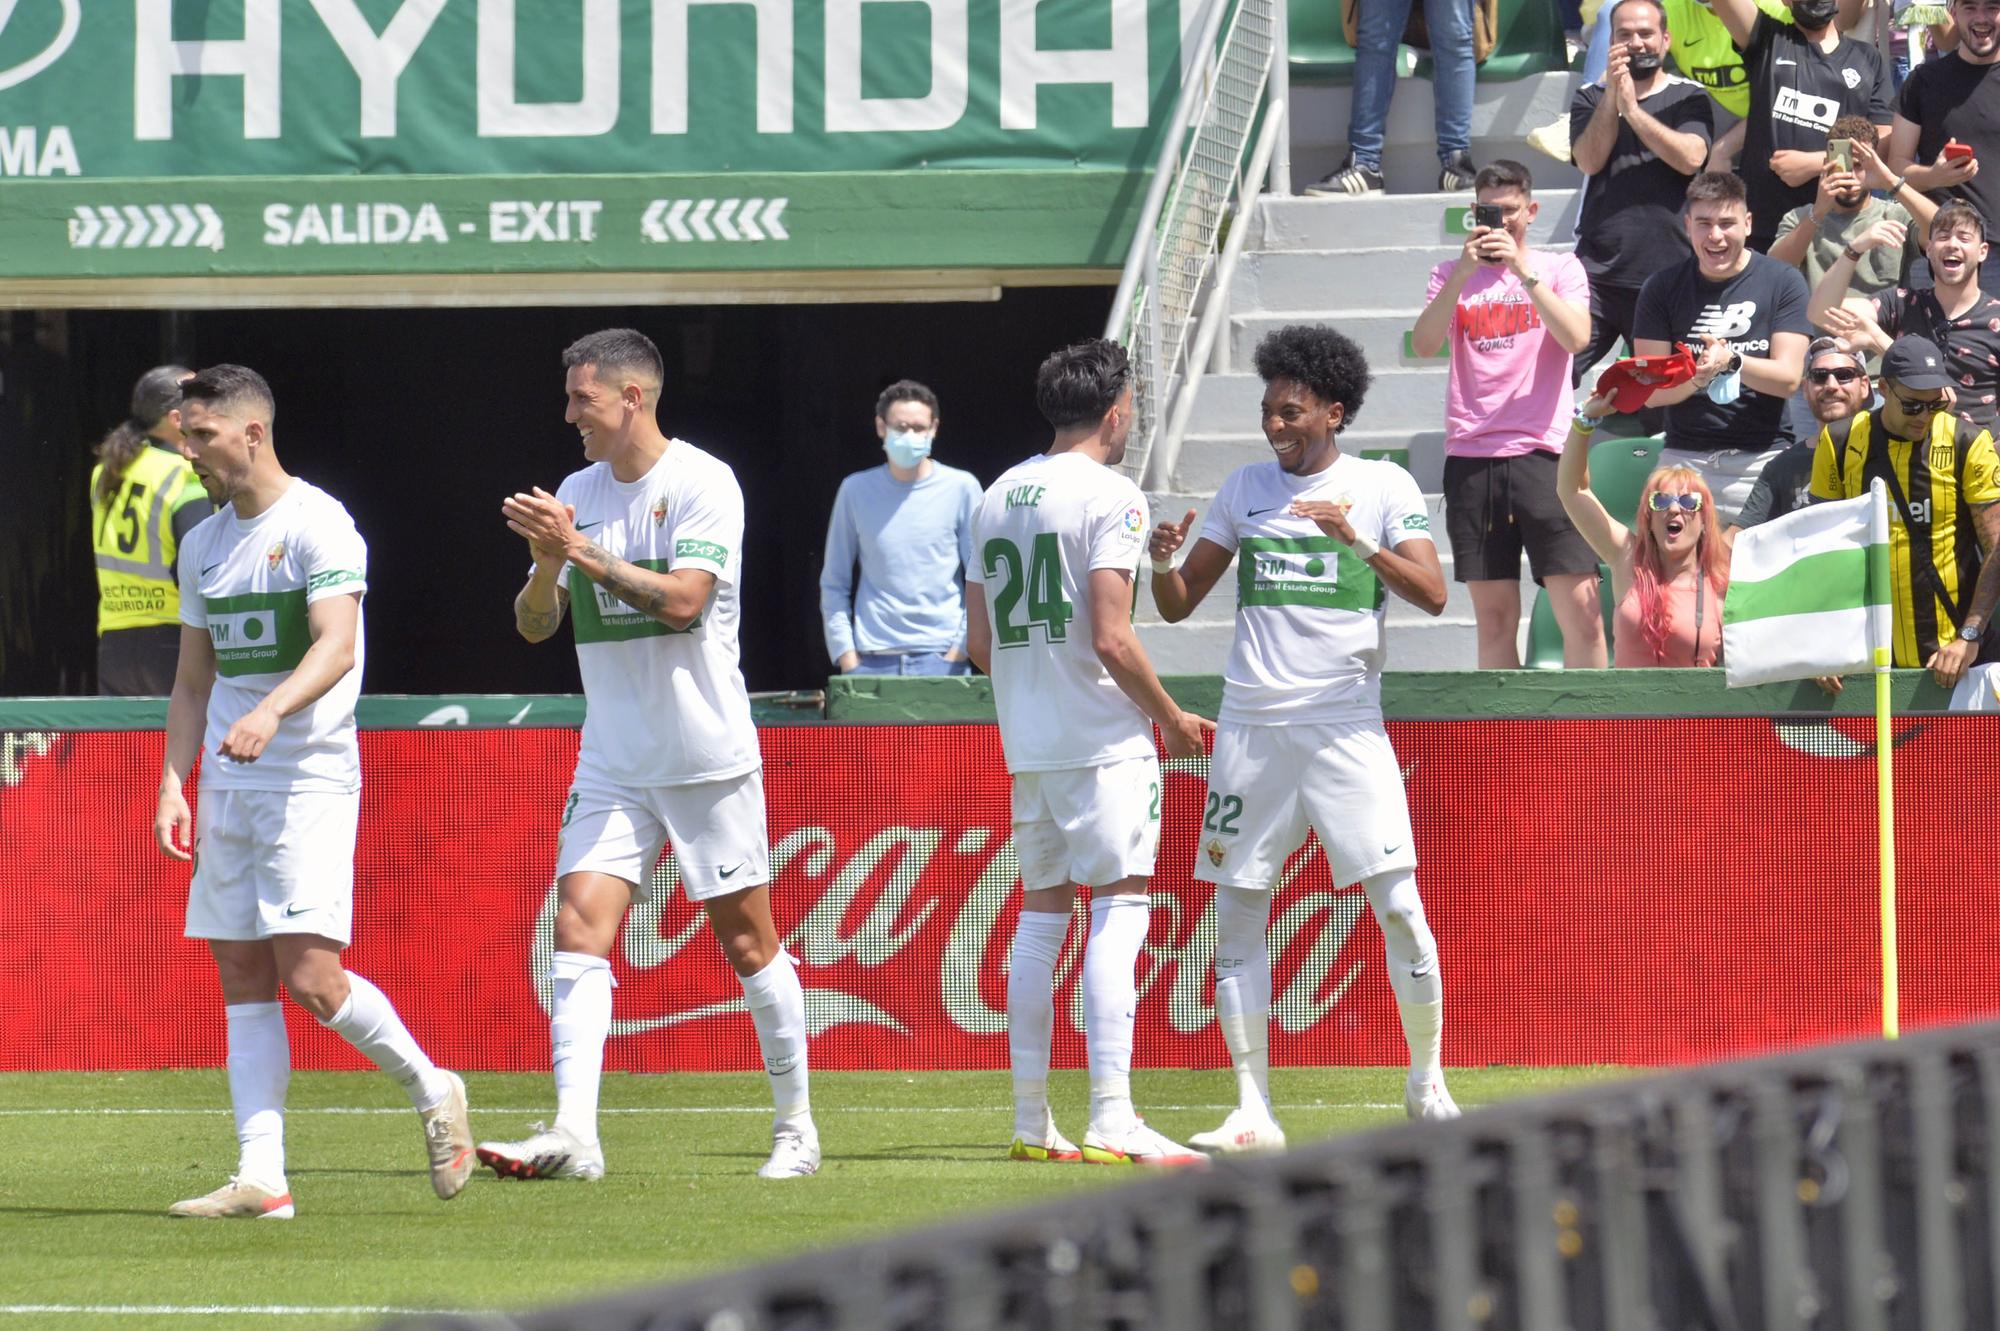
[1188,1105,1288,1154]
[1081,1121,1207,1167]
[476,1122,604,1181]
[168,1175,295,1220]
[1009,1110,1082,1163]
[419,1071,475,1200]
[757,1125,820,1178]
[1406,1075,1462,1122]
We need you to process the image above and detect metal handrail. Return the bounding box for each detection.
[1148,100,1286,493]
[1103,0,1284,487]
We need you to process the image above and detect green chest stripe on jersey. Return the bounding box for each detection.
[569,559,701,644]
[203,589,312,677]
[1236,535,1384,612]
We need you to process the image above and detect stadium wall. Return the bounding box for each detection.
[3,672,1991,1074]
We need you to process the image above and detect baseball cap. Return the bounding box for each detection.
[1880,336,1952,390]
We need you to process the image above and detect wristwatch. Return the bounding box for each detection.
[1724,350,1743,375]
[1520,272,1542,292]
[1960,620,1985,642]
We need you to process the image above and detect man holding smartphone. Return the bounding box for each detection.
[1412,160,1604,670]
[1771,114,1934,298]
[1889,0,2000,288]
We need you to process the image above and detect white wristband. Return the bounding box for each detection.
[1149,556,1175,574]
[1346,532,1380,562]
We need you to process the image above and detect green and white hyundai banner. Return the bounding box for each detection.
[0,0,1204,281]
[1722,483,1893,688]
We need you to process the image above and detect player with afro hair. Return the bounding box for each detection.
[1249,324,1371,435]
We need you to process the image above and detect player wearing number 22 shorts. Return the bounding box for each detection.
[967,338,1215,1168]
[1149,325,1462,1154]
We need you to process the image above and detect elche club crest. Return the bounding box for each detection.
[266,541,285,571]
[651,499,668,527]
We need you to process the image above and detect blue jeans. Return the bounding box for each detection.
[849,650,970,677]
[1583,8,1610,83]
[1350,0,1476,170]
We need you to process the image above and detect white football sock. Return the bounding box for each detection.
[549,951,614,1147]
[1083,892,1150,1138]
[1007,908,1071,1139]
[224,1001,289,1189]
[1213,884,1273,1113]
[321,972,447,1111]
[740,951,812,1135]
[1362,867,1444,1081]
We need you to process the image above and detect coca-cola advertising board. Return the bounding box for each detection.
[2,718,1995,1073]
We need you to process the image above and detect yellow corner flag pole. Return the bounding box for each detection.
[1870,480,1898,1039]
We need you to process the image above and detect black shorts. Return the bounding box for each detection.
[1442,450,1600,584]
[98,624,182,696]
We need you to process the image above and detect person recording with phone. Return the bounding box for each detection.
[1770,115,1934,300]
[1889,0,2000,288]
[1412,160,1605,669]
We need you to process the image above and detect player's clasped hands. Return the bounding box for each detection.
[502,487,579,565]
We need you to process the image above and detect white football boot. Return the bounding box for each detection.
[1081,1121,1208,1167]
[1188,1104,1288,1154]
[757,1124,821,1179]
[168,1175,295,1220]
[1405,1073,1463,1122]
[419,1071,476,1199]
[477,1123,605,1181]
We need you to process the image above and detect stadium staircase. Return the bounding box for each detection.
[1134,182,1587,674]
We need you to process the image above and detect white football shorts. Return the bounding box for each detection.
[555,767,771,902]
[1193,719,1417,890]
[1011,754,1162,890]
[185,787,358,945]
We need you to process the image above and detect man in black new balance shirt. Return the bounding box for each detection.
[1571,0,1714,397]
[1707,0,1893,253]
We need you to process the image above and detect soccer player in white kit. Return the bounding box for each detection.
[484,329,815,1181]
[153,365,475,1218]
[966,338,1214,1166]
[1149,325,1463,1151]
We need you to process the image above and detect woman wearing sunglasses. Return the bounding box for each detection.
[1556,388,1730,666]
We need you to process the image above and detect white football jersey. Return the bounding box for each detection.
[177,480,368,793]
[1199,454,1433,724]
[551,441,760,787]
[969,451,1155,772]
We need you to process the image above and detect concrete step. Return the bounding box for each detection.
[1228,309,1443,371]
[1170,429,1446,495]
[1182,368,1446,438]
[1234,246,1461,311]
[1255,189,1581,255]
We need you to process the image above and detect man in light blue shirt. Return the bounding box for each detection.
[821,380,982,676]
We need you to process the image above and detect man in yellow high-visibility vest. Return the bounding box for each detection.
[90,365,210,695]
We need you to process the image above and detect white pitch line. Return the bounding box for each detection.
[0,1307,460,1318]
[0,1102,1401,1116]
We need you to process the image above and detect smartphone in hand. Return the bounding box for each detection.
[1945,139,1975,163]
[1474,203,1503,228]
[1826,138,1853,172]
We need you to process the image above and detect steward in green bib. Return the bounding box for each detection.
[90,364,211,695]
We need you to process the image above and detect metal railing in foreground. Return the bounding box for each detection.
[388,1019,2000,1330]
[1106,0,1285,491]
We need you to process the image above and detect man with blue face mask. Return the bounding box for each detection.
[820,380,982,676]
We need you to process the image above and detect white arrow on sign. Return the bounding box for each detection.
[68,203,226,251]
[637,198,790,243]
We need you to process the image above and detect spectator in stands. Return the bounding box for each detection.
[1888,0,2000,288]
[1809,202,2000,426]
[1411,159,1605,668]
[1734,335,1872,526]
[1570,0,1714,403]
[1306,0,1477,195]
[1704,0,1894,253]
[819,380,981,677]
[1556,386,1730,666]
[1769,115,1935,296]
[1633,171,1813,524]
[89,364,209,696]
[1810,334,2000,705]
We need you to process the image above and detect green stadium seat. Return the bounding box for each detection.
[1288,0,1568,87]
[1522,436,1664,667]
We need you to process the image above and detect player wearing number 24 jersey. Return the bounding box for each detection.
[967,338,1214,1168]
[1151,325,1463,1150]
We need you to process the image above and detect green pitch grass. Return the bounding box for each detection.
[0,1067,1624,1330]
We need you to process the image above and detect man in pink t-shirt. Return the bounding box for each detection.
[1413,159,1607,668]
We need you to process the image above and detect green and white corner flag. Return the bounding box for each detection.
[1722,481,1892,687]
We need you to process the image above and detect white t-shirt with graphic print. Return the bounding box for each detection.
[1200,454,1433,726]
[967,450,1156,773]
[177,479,368,793]
[552,441,760,788]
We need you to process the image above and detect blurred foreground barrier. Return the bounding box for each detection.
[389,1020,2000,1331]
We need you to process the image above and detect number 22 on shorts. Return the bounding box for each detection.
[1203,791,1241,834]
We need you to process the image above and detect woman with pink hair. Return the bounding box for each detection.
[1556,389,1731,666]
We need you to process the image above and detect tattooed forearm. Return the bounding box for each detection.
[514,588,566,641]
[584,542,674,621]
